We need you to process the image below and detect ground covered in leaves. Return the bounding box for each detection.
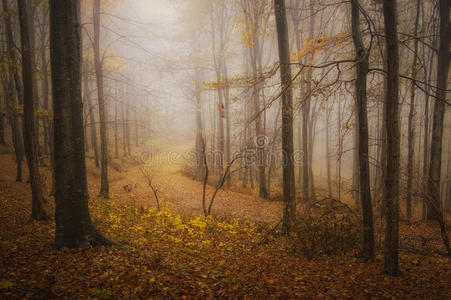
[0,151,450,298]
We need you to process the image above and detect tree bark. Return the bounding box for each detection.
[351,0,375,260]
[406,0,421,220]
[93,0,109,198]
[274,0,296,234]
[17,0,50,221]
[50,0,114,248]
[2,0,25,182]
[382,0,401,275]
[84,67,99,168]
[427,0,450,221]
[426,0,451,257]
[114,95,119,158]
[0,95,4,145]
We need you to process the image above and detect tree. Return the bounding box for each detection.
[240,0,271,199]
[427,0,450,220]
[2,0,25,182]
[406,0,420,220]
[274,0,295,234]
[426,0,451,256]
[382,0,401,276]
[50,0,113,248]
[93,0,109,198]
[83,61,100,168]
[17,0,50,220]
[350,0,374,260]
[0,94,4,145]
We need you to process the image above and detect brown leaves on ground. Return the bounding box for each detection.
[0,153,450,299]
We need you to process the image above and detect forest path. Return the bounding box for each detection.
[92,138,283,224]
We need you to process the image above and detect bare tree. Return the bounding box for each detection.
[2,0,25,182]
[382,0,401,276]
[93,0,109,198]
[406,0,421,219]
[350,0,374,260]
[426,0,451,257]
[17,0,50,220]
[274,0,296,234]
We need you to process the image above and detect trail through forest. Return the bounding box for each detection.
[95,138,283,224]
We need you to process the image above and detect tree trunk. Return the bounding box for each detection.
[2,0,25,182]
[134,109,139,147]
[351,0,375,260]
[27,2,42,161]
[114,96,119,158]
[352,121,360,209]
[337,100,343,202]
[275,0,296,234]
[194,67,205,180]
[427,0,450,221]
[426,0,451,257]
[50,0,114,248]
[84,69,99,168]
[93,0,109,198]
[382,0,401,275]
[125,103,131,156]
[223,62,232,187]
[0,95,4,145]
[17,0,50,221]
[406,0,421,220]
[325,104,332,198]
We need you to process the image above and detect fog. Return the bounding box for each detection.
[79,0,450,204]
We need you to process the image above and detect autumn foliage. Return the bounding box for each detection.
[0,153,450,298]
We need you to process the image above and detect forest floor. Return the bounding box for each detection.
[0,141,450,299]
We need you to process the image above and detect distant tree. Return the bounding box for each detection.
[0,93,4,145]
[93,0,109,198]
[382,0,401,276]
[17,0,50,220]
[83,61,100,168]
[50,0,113,248]
[405,0,420,220]
[274,0,296,233]
[239,0,271,199]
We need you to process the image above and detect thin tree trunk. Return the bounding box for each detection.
[352,122,360,209]
[325,104,332,198]
[126,104,131,156]
[27,2,42,161]
[194,67,204,180]
[275,0,296,234]
[134,109,138,147]
[2,0,24,182]
[122,103,127,157]
[406,0,421,220]
[84,66,99,168]
[114,97,118,158]
[337,100,343,202]
[223,62,232,187]
[17,0,50,220]
[0,95,4,145]
[93,0,109,198]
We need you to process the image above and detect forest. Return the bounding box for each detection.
[0,0,450,298]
